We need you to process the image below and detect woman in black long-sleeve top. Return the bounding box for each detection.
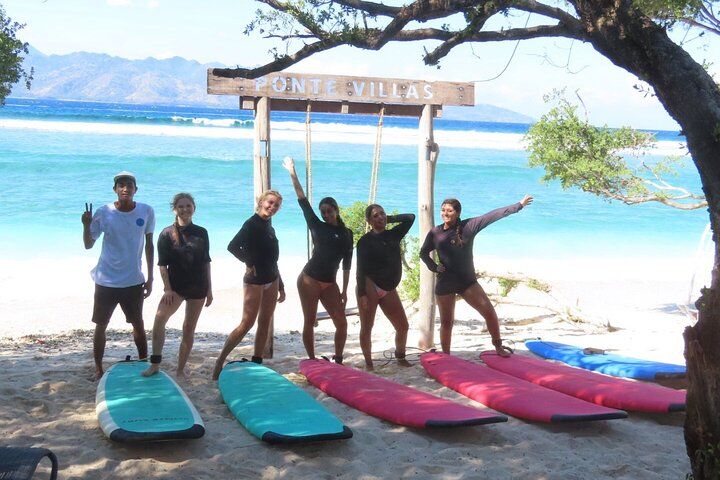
[283,157,353,363]
[212,190,285,380]
[419,195,533,356]
[356,204,415,370]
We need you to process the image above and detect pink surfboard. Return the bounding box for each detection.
[480,351,685,413]
[299,359,507,428]
[420,352,628,423]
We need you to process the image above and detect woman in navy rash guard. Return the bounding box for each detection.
[212,189,285,380]
[282,157,353,363]
[419,195,533,356]
[143,192,212,378]
[356,204,415,370]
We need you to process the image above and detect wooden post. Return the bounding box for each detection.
[253,96,275,358]
[418,104,438,350]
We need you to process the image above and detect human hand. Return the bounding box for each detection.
[282,156,295,174]
[436,264,446,273]
[161,290,179,306]
[340,291,347,306]
[82,202,93,226]
[520,195,534,207]
[205,291,213,307]
[278,290,286,303]
[245,265,257,277]
[143,278,153,298]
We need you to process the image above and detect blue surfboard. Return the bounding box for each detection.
[218,361,352,444]
[96,360,205,442]
[525,340,686,380]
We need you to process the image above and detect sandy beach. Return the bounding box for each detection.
[0,254,694,479]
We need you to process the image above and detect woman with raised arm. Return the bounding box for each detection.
[212,190,285,380]
[356,204,415,370]
[419,195,533,356]
[282,157,354,363]
[143,193,212,378]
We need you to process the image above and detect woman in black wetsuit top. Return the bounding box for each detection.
[212,190,285,380]
[419,195,533,356]
[283,157,353,363]
[356,204,415,370]
[143,193,212,378]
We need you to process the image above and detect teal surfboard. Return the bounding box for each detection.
[218,361,352,444]
[95,360,205,442]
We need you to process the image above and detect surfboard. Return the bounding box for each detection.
[299,358,507,428]
[218,361,352,444]
[420,352,628,423]
[481,351,685,413]
[95,360,205,442]
[525,340,686,380]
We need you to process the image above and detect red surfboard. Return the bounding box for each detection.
[420,352,628,423]
[480,351,685,413]
[299,359,507,428]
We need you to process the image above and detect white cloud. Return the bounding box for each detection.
[106,0,133,6]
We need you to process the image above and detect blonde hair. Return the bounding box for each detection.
[256,189,283,211]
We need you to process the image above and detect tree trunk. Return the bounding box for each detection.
[573,0,720,476]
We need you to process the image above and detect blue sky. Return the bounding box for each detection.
[3,0,718,130]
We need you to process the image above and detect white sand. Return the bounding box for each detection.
[0,254,694,479]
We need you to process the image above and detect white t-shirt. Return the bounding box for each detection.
[90,202,155,288]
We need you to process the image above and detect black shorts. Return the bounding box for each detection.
[92,284,144,325]
[435,272,477,296]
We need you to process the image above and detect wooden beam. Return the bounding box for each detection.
[209,70,473,108]
[418,104,438,350]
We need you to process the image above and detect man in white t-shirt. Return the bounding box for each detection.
[82,171,155,380]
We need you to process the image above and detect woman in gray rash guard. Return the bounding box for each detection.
[419,195,533,356]
[282,157,353,363]
[356,204,415,370]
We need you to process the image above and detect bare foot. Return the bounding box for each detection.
[364,362,374,372]
[495,346,513,358]
[93,368,104,381]
[142,364,160,377]
[397,358,412,367]
[175,368,190,380]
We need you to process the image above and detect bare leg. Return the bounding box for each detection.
[212,284,262,380]
[320,284,348,361]
[176,299,205,377]
[436,293,456,354]
[297,273,322,359]
[378,290,411,366]
[461,282,510,357]
[93,323,108,380]
[358,278,380,370]
[130,319,148,362]
[143,296,183,377]
[253,280,279,358]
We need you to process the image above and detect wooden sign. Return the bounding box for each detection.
[208,70,474,109]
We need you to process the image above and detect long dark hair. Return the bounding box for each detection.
[320,196,351,242]
[170,192,196,246]
[441,198,465,247]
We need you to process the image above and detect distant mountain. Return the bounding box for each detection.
[11,46,535,122]
[442,104,534,124]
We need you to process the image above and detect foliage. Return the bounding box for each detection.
[339,201,368,246]
[0,5,32,105]
[497,278,520,297]
[400,236,420,302]
[525,89,706,210]
[633,0,720,36]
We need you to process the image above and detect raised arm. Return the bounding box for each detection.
[82,202,96,249]
[282,156,306,200]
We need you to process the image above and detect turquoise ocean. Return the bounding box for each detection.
[0,98,707,263]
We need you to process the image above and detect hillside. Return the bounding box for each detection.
[11,46,534,122]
